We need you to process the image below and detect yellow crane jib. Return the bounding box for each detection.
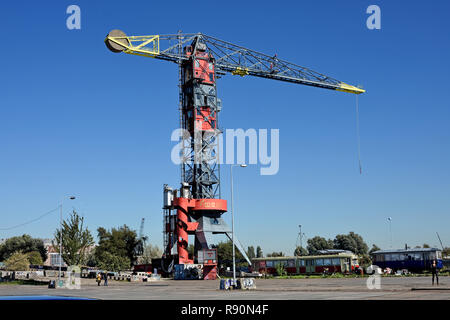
[231,67,249,77]
[336,82,366,95]
[104,30,365,95]
[105,29,160,57]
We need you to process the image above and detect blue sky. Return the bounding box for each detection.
[1,1,449,255]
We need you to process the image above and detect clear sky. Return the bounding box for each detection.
[1,1,449,255]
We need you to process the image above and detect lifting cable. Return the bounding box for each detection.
[355,95,363,175]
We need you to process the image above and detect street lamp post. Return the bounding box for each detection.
[58,196,76,286]
[387,217,392,249]
[298,225,305,251]
[230,164,247,287]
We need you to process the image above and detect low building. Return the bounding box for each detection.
[42,239,65,267]
[41,238,96,267]
[371,248,443,271]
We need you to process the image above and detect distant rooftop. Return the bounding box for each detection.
[372,248,441,254]
[41,238,53,246]
[317,249,353,255]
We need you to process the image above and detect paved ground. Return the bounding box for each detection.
[1,276,449,300]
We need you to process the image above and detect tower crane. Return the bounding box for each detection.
[139,218,145,244]
[135,217,146,257]
[105,30,365,277]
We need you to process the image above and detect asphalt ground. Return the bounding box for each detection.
[0,276,449,300]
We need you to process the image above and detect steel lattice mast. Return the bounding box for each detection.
[105,30,365,276]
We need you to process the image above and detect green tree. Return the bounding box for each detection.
[369,244,381,255]
[247,246,256,260]
[85,248,98,267]
[359,254,372,268]
[26,251,43,265]
[294,246,308,256]
[0,235,47,262]
[256,246,263,258]
[333,232,368,255]
[95,225,140,270]
[266,252,284,257]
[139,244,162,264]
[275,263,287,276]
[307,236,333,255]
[423,243,430,248]
[216,240,245,268]
[4,252,30,271]
[96,251,130,272]
[53,210,94,266]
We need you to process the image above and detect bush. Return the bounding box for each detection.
[26,251,43,265]
[275,263,287,276]
[0,235,47,262]
[4,252,30,271]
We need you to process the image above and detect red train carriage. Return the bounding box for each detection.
[251,253,359,275]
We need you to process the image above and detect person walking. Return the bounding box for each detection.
[431,260,439,286]
[103,272,108,286]
[96,272,102,286]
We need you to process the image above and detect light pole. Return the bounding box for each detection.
[230,164,247,287]
[298,225,305,252]
[58,196,76,286]
[387,217,392,249]
[299,225,302,249]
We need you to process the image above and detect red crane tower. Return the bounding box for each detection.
[105,30,365,279]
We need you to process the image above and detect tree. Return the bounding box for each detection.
[0,235,47,262]
[96,251,130,272]
[256,246,263,258]
[53,210,94,266]
[216,240,245,268]
[333,232,368,255]
[423,243,430,248]
[85,248,98,267]
[4,252,30,271]
[139,244,162,264]
[26,251,43,265]
[307,236,333,255]
[275,263,287,276]
[95,225,140,270]
[294,246,308,256]
[247,246,256,260]
[266,252,284,257]
[359,254,372,268]
[369,244,381,255]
